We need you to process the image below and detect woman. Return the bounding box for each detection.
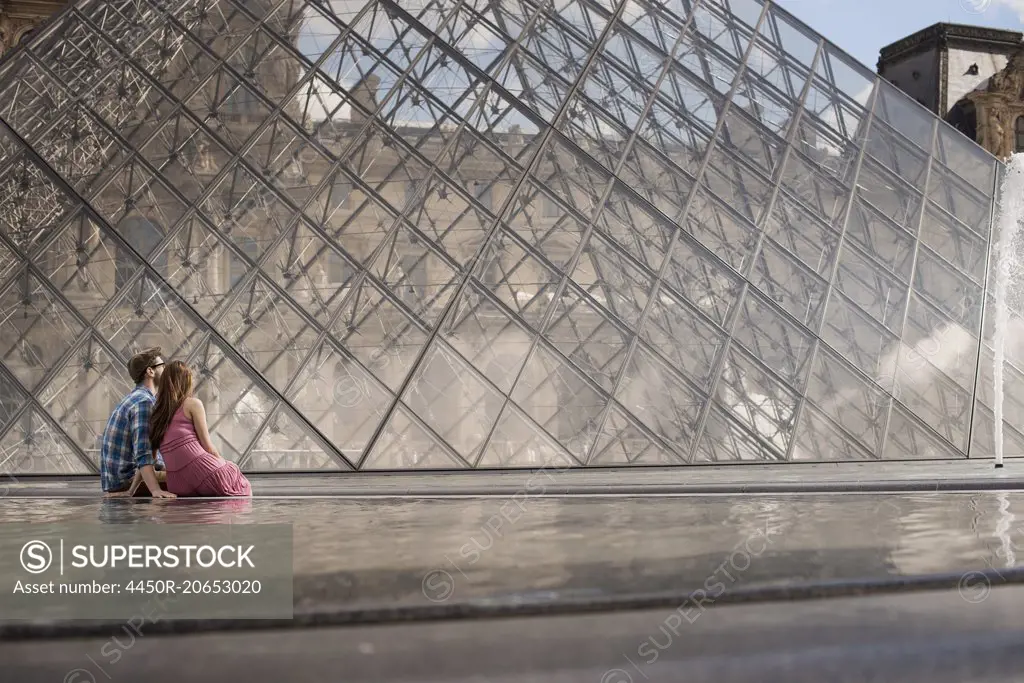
[147,361,251,497]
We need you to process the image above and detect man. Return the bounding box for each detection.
[100,347,176,498]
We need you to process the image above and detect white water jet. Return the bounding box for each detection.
[991,154,1024,468]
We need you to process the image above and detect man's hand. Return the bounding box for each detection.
[151,490,177,499]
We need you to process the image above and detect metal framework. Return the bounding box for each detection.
[0,0,1013,474]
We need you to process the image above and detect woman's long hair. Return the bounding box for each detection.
[150,360,193,455]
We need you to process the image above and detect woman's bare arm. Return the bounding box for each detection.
[184,397,223,459]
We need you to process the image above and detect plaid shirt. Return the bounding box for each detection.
[99,385,163,492]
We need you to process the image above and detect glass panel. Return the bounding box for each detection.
[289,341,392,463]
[695,404,785,462]
[0,273,86,392]
[863,119,929,190]
[190,339,278,464]
[615,344,705,454]
[402,340,504,463]
[363,404,466,469]
[663,232,744,326]
[933,124,996,196]
[443,281,534,394]
[511,344,607,462]
[246,407,347,471]
[214,275,319,396]
[36,338,131,464]
[833,243,908,333]
[806,347,889,456]
[820,290,900,382]
[715,346,799,455]
[882,403,966,460]
[732,288,815,390]
[544,284,632,393]
[928,164,993,239]
[855,159,923,234]
[791,402,876,461]
[750,238,829,328]
[590,401,682,465]
[571,231,654,328]
[918,205,986,285]
[871,79,933,152]
[684,187,760,272]
[0,409,91,474]
[843,194,916,281]
[479,403,579,468]
[0,156,77,256]
[761,191,840,277]
[640,285,726,390]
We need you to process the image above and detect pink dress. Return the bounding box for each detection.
[159,407,252,497]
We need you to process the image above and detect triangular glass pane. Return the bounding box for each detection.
[570,231,653,328]
[367,221,460,325]
[35,213,125,323]
[214,275,319,395]
[684,187,760,272]
[472,224,561,324]
[663,232,744,326]
[594,183,676,273]
[260,219,357,325]
[443,281,534,393]
[0,271,86,392]
[479,403,580,468]
[0,369,28,434]
[714,345,799,456]
[511,344,607,461]
[639,285,726,390]
[805,347,889,457]
[332,276,429,393]
[36,336,132,465]
[402,339,504,463]
[503,181,590,271]
[289,341,392,463]
[695,404,786,463]
[95,274,205,362]
[0,154,77,255]
[883,403,965,460]
[616,344,706,455]
[0,409,92,474]
[933,123,996,197]
[363,404,466,470]
[246,405,349,471]
[590,402,683,466]
[544,284,632,393]
[791,403,876,462]
[173,340,262,463]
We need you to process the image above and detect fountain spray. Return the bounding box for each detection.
[991,154,1024,468]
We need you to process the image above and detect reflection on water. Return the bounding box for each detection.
[1,492,1022,614]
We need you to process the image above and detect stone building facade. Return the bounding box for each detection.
[878,22,1024,161]
[0,0,64,55]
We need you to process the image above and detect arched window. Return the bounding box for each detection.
[115,216,165,289]
[1015,116,1024,153]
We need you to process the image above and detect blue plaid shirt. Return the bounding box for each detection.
[99,386,163,492]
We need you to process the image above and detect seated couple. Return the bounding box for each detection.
[100,348,251,499]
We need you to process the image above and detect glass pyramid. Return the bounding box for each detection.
[0,0,1008,474]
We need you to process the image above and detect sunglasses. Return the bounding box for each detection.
[149,362,165,369]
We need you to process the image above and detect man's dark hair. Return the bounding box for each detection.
[127,347,163,384]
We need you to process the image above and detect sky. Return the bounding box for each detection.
[774,0,1024,71]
